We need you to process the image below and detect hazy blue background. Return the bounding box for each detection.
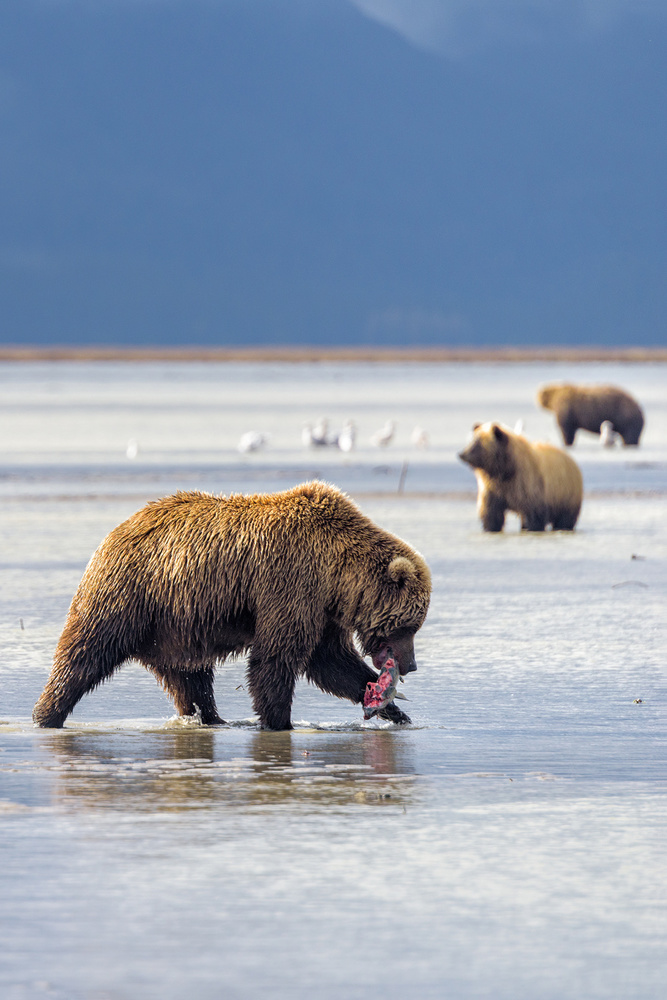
[1,0,666,347]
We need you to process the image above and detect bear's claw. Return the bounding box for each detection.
[378,702,412,725]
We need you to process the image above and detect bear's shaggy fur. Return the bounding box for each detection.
[458,422,583,532]
[536,383,644,446]
[33,482,431,730]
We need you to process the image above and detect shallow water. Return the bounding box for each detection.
[0,361,666,999]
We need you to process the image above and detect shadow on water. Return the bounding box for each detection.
[35,726,419,813]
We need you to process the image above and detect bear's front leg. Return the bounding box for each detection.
[558,411,577,446]
[305,622,378,705]
[377,701,412,725]
[305,624,412,724]
[247,646,297,730]
[479,489,506,532]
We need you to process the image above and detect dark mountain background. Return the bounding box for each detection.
[1,0,665,347]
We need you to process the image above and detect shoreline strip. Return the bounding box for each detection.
[0,346,666,364]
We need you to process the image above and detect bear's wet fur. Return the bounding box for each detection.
[33,483,431,730]
[458,422,583,532]
[537,383,644,446]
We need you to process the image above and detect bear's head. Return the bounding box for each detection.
[458,422,516,481]
[355,550,431,676]
[536,383,571,411]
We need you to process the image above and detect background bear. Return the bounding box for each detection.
[458,422,583,532]
[33,482,431,730]
[536,382,644,446]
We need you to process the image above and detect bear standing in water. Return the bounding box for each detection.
[536,383,644,446]
[458,422,583,532]
[33,483,431,730]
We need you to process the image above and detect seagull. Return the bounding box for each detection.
[514,419,525,436]
[370,420,395,448]
[237,431,268,453]
[303,418,330,448]
[410,426,428,449]
[126,438,139,460]
[335,420,356,453]
[600,421,618,447]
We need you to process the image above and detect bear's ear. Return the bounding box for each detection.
[493,424,508,444]
[472,423,481,431]
[388,556,415,587]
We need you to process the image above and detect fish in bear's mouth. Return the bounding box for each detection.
[363,647,409,720]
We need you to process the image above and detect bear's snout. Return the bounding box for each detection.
[374,633,418,676]
[399,658,417,675]
[458,446,478,468]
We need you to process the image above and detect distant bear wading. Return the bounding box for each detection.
[537,383,644,446]
[458,422,583,532]
[33,483,431,730]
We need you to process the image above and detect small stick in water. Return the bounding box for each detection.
[398,460,409,494]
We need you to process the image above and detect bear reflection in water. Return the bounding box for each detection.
[40,729,417,811]
[33,482,431,732]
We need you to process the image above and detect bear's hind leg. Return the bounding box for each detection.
[521,507,547,531]
[33,614,127,728]
[620,419,643,446]
[149,666,225,725]
[550,507,579,531]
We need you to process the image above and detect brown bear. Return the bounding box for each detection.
[458,422,583,532]
[536,383,644,446]
[32,482,431,730]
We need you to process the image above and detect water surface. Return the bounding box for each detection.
[1,361,665,999]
